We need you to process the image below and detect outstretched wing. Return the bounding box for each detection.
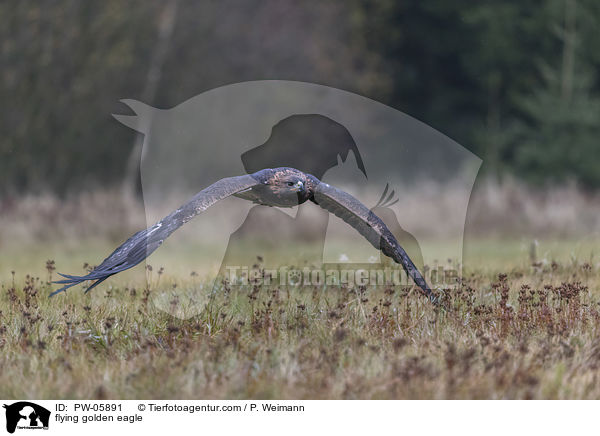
[51,174,259,296]
[311,182,438,304]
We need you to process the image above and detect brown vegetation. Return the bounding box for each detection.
[1,254,599,399]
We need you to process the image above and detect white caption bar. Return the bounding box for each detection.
[0,400,594,435]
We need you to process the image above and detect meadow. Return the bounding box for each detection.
[1,236,599,400]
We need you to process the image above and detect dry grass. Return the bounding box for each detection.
[1,183,599,399]
[0,188,144,246]
[466,178,600,237]
[2,177,600,249]
[1,247,600,400]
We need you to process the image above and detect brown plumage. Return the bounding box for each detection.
[52,167,438,305]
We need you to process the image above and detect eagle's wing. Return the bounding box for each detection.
[311,182,438,304]
[51,174,259,296]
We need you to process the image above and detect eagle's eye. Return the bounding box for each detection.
[287,181,295,187]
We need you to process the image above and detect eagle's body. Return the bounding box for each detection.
[233,167,317,207]
[52,167,438,305]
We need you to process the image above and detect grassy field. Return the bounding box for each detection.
[1,237,599,399]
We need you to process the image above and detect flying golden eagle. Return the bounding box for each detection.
[51,168,438,304]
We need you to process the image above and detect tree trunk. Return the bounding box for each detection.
[122,0,179,202]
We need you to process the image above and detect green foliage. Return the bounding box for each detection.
[0,1,161,193]
[1,0,599,193]
[512,66,600,186]
[350,0,600,187]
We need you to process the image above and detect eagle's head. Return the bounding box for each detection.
[250,167,312,207]
[269,169,307,195]
[274,174,305,193]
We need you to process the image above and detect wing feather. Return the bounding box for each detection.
[312,182,438,304]
[51,174,259,296]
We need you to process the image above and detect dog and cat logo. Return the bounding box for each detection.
[3,402,50,433]
[116,81,481,320]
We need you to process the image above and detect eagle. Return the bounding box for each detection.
[51,167,439,305]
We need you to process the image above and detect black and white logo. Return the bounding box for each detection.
[3,402,50,434]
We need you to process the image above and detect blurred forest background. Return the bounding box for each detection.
[1,0,599,244]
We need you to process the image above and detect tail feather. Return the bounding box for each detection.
[50,272,116,297]
[83,276,110,294]
[49,278,95,297]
